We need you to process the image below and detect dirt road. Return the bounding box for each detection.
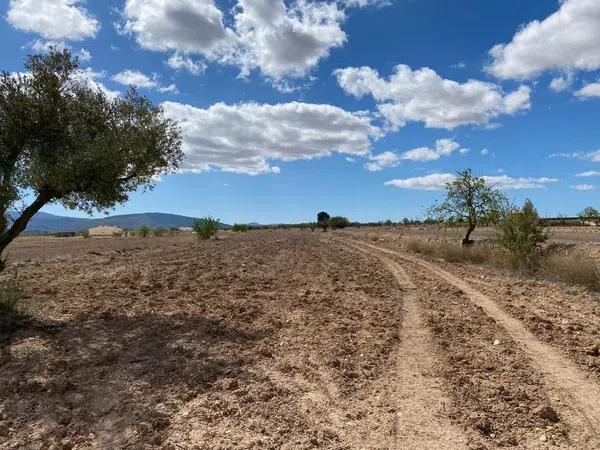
[1,230,599,448]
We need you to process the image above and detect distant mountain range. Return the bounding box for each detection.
[8,211,232,233]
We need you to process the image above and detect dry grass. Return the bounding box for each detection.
[406,238,600,292]
[0,276,24,314]
[541,254,600,292]
[405,240,496,265]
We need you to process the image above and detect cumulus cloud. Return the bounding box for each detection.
[112,70,177,93]
[575,80,600,99]
[7,0,99,40]
[161,101,381,174]
[487,0,600,80]
[400,138,463,162]
[334,65,531,129]
[167,53,206,76]
[120,0,363,86]
[572,184,595,191]
[576,170,600,177]
[364,151,400,171]
[74,68,120,99]
[549,74,574,92]
[385,173,558,190]
[28,39,92,61]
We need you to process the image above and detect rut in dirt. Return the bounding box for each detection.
[350,239,600,441]
[347,242,468,449]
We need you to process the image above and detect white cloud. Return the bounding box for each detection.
[7,0,99,40]
[167,53,206,76]
[572,184,595,191]
[459,148,470,155]
[575,80,600,99]
[385,173,455,191]
[161,101,381,174]
[400,138,462,162]
[120,0,353,85]
[487,0,600,80]
[112,70,177,93]
[334,65,531,129]
[385,173,558,191]
[342,0,390,7]
[576,170,600,177]
[481,148,489,156]
[364,151,399,171]
[74,68,120,99]
[549,74,574,92]
[550,150,600,162]
[484,175,559,190]
[28,39,92,61]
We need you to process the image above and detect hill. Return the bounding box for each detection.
[7,211,230,233]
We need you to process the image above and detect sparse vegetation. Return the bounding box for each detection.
[541,254,600,292]
[232,223,249,232]
[193,216,220,240]
[81,230,90,239]
[406,240,495,264]
[153,226,167,237]
[138,225,151,238]
[498,199,547,274]
[578,206,600,226]
[428,169,508,245]
[0,275,24,314]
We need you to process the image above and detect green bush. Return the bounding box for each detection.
[81,230,90,239]
[138,224,151,238]
[497,199,547,273]
[329,216,350,230]
[232,223,249,232]
[193,216,220,240]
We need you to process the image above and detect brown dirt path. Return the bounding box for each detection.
[347,242,468,448]
[353,239,600,448]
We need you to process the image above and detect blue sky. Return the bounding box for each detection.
[3,0,600,223]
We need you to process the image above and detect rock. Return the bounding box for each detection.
[534,405,560,423]
[493,339,500,346]
[586,345,599,357]
[539,434,547,442]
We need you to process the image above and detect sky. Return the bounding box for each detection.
[2,0,600,223]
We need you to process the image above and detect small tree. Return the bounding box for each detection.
[329,216,350,230]
[317,211,330,223]
[578,207,600,226]
[428,169,508,245]
[138,224,151,238]
[193,216,220,240]
[309,222,316,232]
[0,49,182,270]
[498,199,547,273]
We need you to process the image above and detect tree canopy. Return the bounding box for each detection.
[428,169,508,244]
[578,206,600,226]
[0,49,182,266]
[317,211,330,223]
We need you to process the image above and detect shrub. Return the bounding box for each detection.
[193,216,220,240]
[309,222,316,232]
[406,239,496,264]
[319,220,329,232]
[329,216,350,230]
[153,226,167,237]
[138,224,151,238]
[0,276,24,314]
[81,230,90,239]
[497,199,547,274]
[232,223,249,232]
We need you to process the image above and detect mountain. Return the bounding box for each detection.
[8,211,230,233]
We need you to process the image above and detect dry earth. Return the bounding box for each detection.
[1,229,599,449]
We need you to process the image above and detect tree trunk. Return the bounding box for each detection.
[0,191,51,271]
[462,223,476,246]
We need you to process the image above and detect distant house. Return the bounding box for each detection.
[88,225,123,237]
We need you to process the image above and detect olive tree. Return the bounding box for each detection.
[428,169,508,245]
[0,50,182,268]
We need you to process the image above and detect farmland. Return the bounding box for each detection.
[1,228,600,449]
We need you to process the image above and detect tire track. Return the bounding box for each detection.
[349,239,600,447]
[347,242,468,449]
